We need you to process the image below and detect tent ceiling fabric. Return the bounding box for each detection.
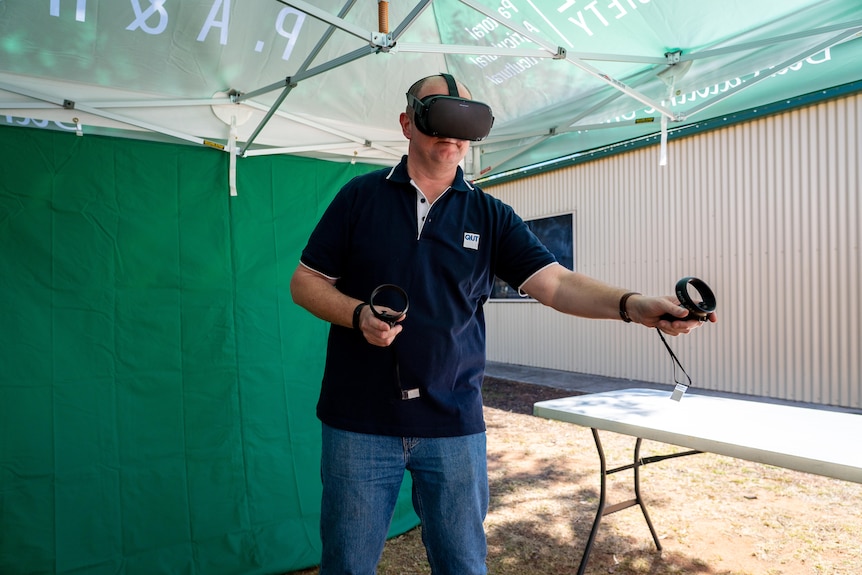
[2,0,861,180]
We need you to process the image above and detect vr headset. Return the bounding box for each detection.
[406,73,494,141]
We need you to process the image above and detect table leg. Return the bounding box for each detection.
[633,437,662,550]
[578,428,699,574]
[577,428,609,575]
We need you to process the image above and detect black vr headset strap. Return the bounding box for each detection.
[407,74,457,112]
[440,73,459,97]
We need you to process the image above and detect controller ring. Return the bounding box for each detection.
[369,284,409,326]
[672,276,716,321]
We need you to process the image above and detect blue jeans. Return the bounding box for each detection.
[319,424,489,575]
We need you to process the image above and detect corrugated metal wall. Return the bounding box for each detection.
[484,92,861,409]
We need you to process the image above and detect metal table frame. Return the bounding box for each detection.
[581,429,700,575]
[533,388,862,575]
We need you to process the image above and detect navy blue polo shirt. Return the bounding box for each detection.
[300,156,556,437]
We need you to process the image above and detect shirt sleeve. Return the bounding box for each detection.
[492,202,558,291]
[298,183,355,280]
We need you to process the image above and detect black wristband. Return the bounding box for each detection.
[352,303,368,331]
[619,292,640,323]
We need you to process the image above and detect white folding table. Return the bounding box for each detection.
[533,388,862,574]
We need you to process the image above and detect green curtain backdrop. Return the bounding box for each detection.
[0,125,419,575]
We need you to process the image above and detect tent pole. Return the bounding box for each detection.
[378,1,389,34]
[237,47,375,154]
[679,19,862,62]
[458,0,679,121]
[479,134,553,178]
[239,0,362,154]
[0,80,207,146]
[476,67,661,172]
[239,84,294,155]
[385,0,434,40]
[276,0,369,44]
[684,26,862,119]
[238,0,360,103]
[481,118,658,147]
[393,42,666,65]
[238,0,429,158]
[240,100,404,159]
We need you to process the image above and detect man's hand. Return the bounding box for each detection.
[628,294,718,335]
[356,304,405,347]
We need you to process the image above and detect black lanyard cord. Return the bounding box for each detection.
[656,327,693,389]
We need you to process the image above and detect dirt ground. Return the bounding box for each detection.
[290,378,862,575]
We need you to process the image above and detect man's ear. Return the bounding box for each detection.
[399,112,413,139]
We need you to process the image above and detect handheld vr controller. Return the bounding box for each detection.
[660,277,716,322]
[369,284,409,326]
[368,284,417,400]
[656,277,716,401]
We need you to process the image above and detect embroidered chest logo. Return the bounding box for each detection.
[463,232,480,250]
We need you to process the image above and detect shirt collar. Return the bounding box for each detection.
[386,155,474,192]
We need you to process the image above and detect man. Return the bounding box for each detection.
[290,73,716,575]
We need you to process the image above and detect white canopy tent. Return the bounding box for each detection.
[2,0,862,182]
[3,3,862,573]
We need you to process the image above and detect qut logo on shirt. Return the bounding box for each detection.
[463,232,480,250]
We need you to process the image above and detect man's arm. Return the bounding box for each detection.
[521,263,716,334]
[289,264,354,328]
[289,264,402,345]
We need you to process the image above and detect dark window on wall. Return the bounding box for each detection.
[491,212,575,300]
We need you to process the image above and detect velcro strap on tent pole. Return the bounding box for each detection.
[659,79,674,167]
[660,114,668,166]
[229,115,238,196]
